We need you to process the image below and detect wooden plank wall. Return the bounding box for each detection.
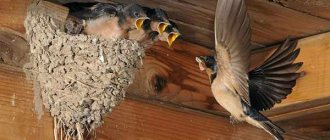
[0,0,30,33]
[275,0,330,20]
[0,0,330,139]
[0,65,309,140]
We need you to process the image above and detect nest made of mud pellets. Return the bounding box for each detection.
[23,4,145,139]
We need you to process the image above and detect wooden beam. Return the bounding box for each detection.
[277,110,330,139]
[0,64,309,139]
[246,0,330,45]
[0,65,54,140]
[276,0,330,20]
[0,0,31,33]
[1,0,330,121]
[0,1,330,139]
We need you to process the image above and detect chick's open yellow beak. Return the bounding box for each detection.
[167,32,180,47]
[135,17,150,30]
[158,22,170,35]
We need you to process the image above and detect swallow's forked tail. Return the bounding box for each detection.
[261,119,285,140]
[242,102,285,140]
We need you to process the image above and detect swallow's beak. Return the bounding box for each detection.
[167,32,180,47]
[158,22,170,35]
[195,57,202,63]
[195,57,206,71]
[135,17,150,30]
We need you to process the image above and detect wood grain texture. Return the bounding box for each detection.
[1,0,330,121]
[276,0,330,20]
[0,65,54,140]
[277,110,330,140]
[0,1,330,139]
[0,64,309,140]
[0,28,29,67]
[0,0,31,33]
[246,0,330,45]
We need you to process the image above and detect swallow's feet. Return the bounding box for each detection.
[65,16,84,35]
[230,116,239,125]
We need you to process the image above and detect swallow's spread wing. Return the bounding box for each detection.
[249,39,303,111]
[214,0,251,104]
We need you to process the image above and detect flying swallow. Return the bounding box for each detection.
[195,0,303,140]
[64,2,149,39]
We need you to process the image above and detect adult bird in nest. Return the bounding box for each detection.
[195,0,303,140]
[64,2,149,40]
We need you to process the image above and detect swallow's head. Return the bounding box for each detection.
[152,8,170,34]
[195,56,217,82]
[144,7,170,35]
[124,4,150,30]
[196,56,217,83]
[195,56,216,71]
[160,22,180,47]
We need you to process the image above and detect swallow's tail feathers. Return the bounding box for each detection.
[261,120,284,140]
[248,38,303,111]
[243,102,284,140]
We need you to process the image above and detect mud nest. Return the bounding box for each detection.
[23,4,144,139]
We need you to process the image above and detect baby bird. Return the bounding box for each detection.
[159,20,181,47]
[128,7,172,47]
[64,2,149,40]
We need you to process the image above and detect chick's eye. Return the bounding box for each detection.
[134,12,139,16]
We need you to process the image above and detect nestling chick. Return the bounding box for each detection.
[158,20,181,47]
[64,2,149,39]
[128,7,172,47]
[129,8,181,47]
[146,8,171,35]
[195,56,217,83]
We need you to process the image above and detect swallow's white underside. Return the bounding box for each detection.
[211,77,263,128]
[211,78,245,121]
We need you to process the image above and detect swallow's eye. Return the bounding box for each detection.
[134,12,139,17]
[205,57,214,64]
